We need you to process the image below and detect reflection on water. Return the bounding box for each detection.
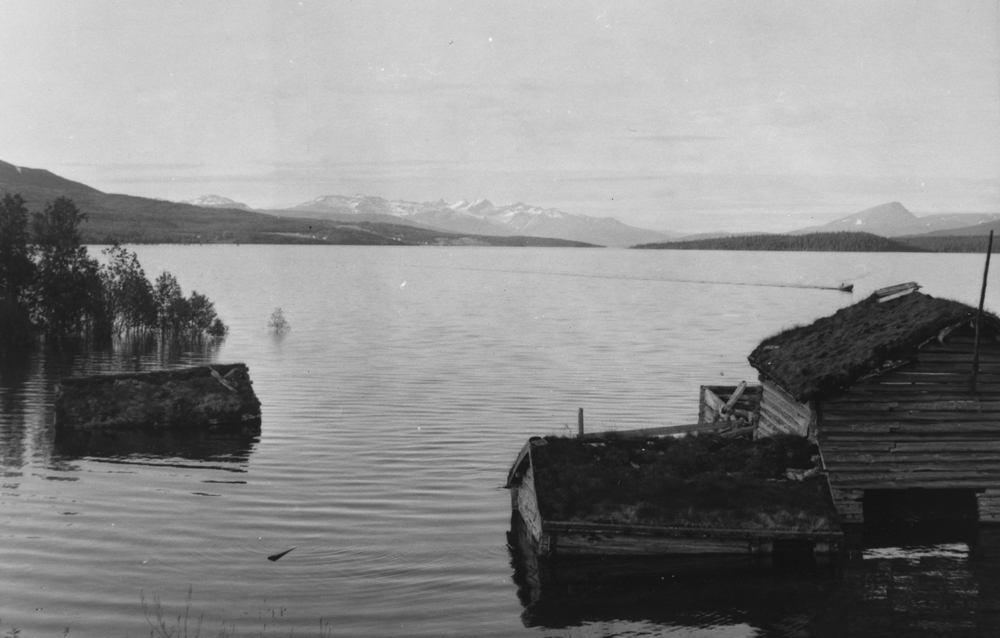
[0,334,228,475]
[507,512,840,636]
[508,513,1000,637]
[52,421,260,470]
[9,247,1000,636]
[823,541,1000,638]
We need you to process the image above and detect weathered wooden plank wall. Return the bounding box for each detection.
[553,531,753,555]
[758,380,814,438]
[978,490,1000,523]
[818,326,1000,522]
[516,461,545,546]
[542,521,841,556]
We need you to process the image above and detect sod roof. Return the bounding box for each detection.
[529,434,839,533]
[747,291,1000,402]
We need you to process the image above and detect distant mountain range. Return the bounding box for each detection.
[790,201,1000,237]
[4,157,999,247]
[0,160,593,247]
[0,157,675,246]
[196,193,677,247]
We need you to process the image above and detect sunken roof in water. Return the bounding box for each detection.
[748,288,1000,402]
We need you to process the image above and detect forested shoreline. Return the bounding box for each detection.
[635,231,1000,253]
[635,232,925,252]
[0,194,226,348]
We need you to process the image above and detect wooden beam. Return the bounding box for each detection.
[702,388,726,415]
[544,520,842,541]
[974,230,995,390]
[505,440,533,488]
[580,421,737,440]
[874,282,921,302]
[722,380,748,414]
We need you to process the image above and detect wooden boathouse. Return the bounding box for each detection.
[748,283,1000,525]
[505,430,843,558]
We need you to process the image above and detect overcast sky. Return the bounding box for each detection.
[1,1,998,233]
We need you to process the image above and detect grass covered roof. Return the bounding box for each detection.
[748,291,998,401]
[530,434,838,533]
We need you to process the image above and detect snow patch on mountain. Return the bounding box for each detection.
[182,194,251,210]
[282,193,673,246]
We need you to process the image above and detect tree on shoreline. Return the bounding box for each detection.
[0,194,36,344]
[30,197,106,336]
[0,193,35,302]
[153,271,227,337]
[101,243,157,334]
[0,194,227,347]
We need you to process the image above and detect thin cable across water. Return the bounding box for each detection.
[398,262,854,292]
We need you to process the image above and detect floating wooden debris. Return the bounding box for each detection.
[873,281,920,303]
[55,363,261,430]
[267,547,296,562]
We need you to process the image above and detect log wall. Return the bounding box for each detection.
[543,522,841,557]
[516,460,545,546]
[553,531,754,555]
[758,380,814,439]
[817,326,1000,522]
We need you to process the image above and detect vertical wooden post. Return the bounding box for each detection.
[578,408,584,437]
[973,230,994,390]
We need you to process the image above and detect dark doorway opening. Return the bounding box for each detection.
[863,488,978,546]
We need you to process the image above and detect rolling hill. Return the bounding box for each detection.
[791,201,1000,237]
[0,160,596,247]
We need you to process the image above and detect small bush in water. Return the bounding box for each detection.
[268,307,289,333]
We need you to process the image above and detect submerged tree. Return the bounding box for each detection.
[0,193,35,301]
[187,291,227,336]
[153,271,227,337]
[30,197,106,337]
[100,243,158,334]
[153,271,185,332]
[268,307,289,333]
[0,194,36,346]
[1,194,228,346]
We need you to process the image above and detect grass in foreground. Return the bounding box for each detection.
[1,588,335,638]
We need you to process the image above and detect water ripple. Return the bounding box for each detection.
[2,246,998,637]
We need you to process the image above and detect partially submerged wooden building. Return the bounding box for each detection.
[748,283,1000,524]
[506,435,842,558]
[55,363,261,430]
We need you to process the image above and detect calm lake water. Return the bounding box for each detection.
[4,246,1000,637]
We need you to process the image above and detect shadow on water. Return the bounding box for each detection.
[506,512,841,634]
[52,421,261,469]
[507,513,1000,637]
[0,347,35,474]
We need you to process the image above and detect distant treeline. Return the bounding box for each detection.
[896,235,1000,253]
[636,232,925,252]
[85,221,594,247]
[0,194,226,348]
